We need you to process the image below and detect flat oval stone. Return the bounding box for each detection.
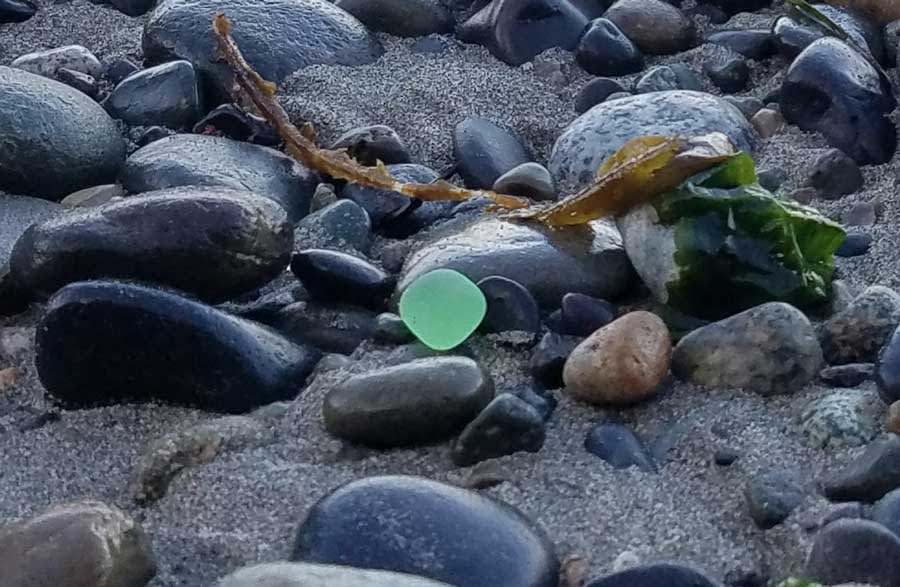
[290,249,391,308]
[143,0,383,100]
[0,66,125,199]
[335,0,452,37]
[0,0,35,22]
[121,134,318,222]
[823,435,900,502]
[805,519,900,587]
[604,0,694,55]
[453,117,530,189]
[585,563,721,587]
[550,90,754,190]
[574,77,627,114]
[104,61,202,129]
[560,292,615,336]
[292,475,560,587]
[323,356,494,447]
[10,187,292,303]
[872,488,900,540]
[584,423,657,472]
[452,393,546,466]
[35,280,321,413]
[217,562,451,587]
[575,18,643,77]
[477,275,541,336]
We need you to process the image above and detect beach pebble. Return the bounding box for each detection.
[788,186,816,204]
[323,357,493,447]
[872,488,900,539]
[563,311,671,406]
[781,38,896,165]
[772,15,821,59]
[271,301,376,355]
[457,0,599,66]
[725,96,764,120]
[290,249,391,309]
[295,199,372,253]
[453,117,530,189]
[714,448,740,466]
[55,68,99,99]
[809,148,864,199]
[0,195,62,273]
[109,0,155,16]
[705,56,749,93]
[493,162,555,201]
[805,519,900,587]
[822,286,900,365]
[835,233,872,258]
[452,393,546,466]
[574,77,627,114]
[799,389,881,449]
[706,30,774,60]
[604,0,693,55]
[130,415,275,504]
[121,134,318,222]
[584,563,720,587]
[193,103,279,146]
[36,280,320,413]
[0,66,125,199]
[888,401,900,433]
[530,332,581,388]
[105,57,139,85]
[744,470,805,529]
[104,61,201,129]
[217,562,452,587]
[396,217,631,308]
[820,363,875,387]
[292,475,560,587]
[824,435,900,502]
[477,276,541,337]
[330,124,411,166]
[137,126,172,146]
[341,163,433,227]
[634,64,700,94]
[772,5,884,62]
[584,423,657,472]
[0,500,156,587]
[575,18,644,76]
[559,293,615,337]
[10,188,292,303]
[336,0,452,37]
[750,108,784,139]
[551,90,754,190]
[705,0,772,14]
[876,323,900,403]
[842,201,878,227]
[672,303,822,396]
[144,0,382,99]
[11,45,102,79]
[373,312,414,344]
[511,386,556,421]
[0,0,35,22]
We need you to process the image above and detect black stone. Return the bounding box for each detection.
[872,488,900,540]
[193,104,280,146]
[55,68,99,100]
[585,563,722,587]
[0,0,35,22]
[772,6,884,64]
[137,126,172,146]
[477,275,541,337]
[745,470,805,529]
[530,332,581,388]
[335,0,453,37]
[453,117,530,189]
[452,393,546,466]
[10,187,293,303]
[340,163,432,227]
[0,195,62,273]
[757,167,786,192]
[290,249,391,309]
[819,363,874,387]
[574,77,627,114]
[105,58,139,85]
[703,0,771,15]
[36,280,320,413]
[372,312,414,344]
[292,475,560,587]
[121,134,318,222]
[805,519,900,587]
[705,56,749,94]
[835,233,872,258]
[511,385,556,421]
[270,301,376,355]
[809,148,864,199]
[772,15,821,60]
[110,0,155,16]
[781,38,896,165]
[104,61,202,129]
[824,435,900,502]
[575,18,643,77]
[323,357,494,446]
[295,199,371,254]
[330,125,410,166]
[878,325,900,403]
[706,30,774,60]
[560,292,615,336]
[584,423,657,472]
[714,448,740,466]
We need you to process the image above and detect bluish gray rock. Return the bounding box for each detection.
[0,195,62,272]
[805,519,900,587]
[104,61,202,129]
[335,0,452,37]
[11,45,103,79]
[453,117,530,189]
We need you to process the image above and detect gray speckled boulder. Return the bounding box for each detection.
[143,0,383,100]
[121,134,318,222]
[799,389,882,449]
[0,67,126,200]
[821,286,900,365]
[395,217,633,308]
[549,90,755,190]
[671,302,822,395]
[217,563,452,587]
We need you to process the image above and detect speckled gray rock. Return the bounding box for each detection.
[217,562,452,587]
[143,0,383,99]
[395,217,632,308]
[805,519,900,587]
[550,91,754,190]
[604,0,694,55]
[104,61,201,129]
[121,134,318,222]
[295,199,371,253]
[821,286,900,365]
[0,500,157,587]
[0,195,62,272]
[671,302,822,395]
[335,0,452,37]
[0,66,126,199]
[799,389,881,449]
[11,45,103,79]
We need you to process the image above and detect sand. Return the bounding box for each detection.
[0,1,897,585]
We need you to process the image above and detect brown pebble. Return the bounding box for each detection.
[751,108,785,139]
[887,401,900,434]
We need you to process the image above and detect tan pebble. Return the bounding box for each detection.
[563,311,671,405]
[751,108,785,139]
[887,401,900,434]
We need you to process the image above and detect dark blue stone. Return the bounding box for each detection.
[452,393,546,466]
[530,332,581,389]
[560,292,615,336]
[575,77,627,114]
[585,563,722,587]
[705,56,750,94]
[290,249,392,309]
[292,475,560,587]
[271,301,376,355]
[706,30,774,60]
[453,117,530,189]
[0,0,35,22]
[835,233,872,258]
[341,163,433,227]
[877,325,900,403]
[575,19,643,77]
[872,488,900,540]
[192,104,280,146]
[477,275,541,337]
[584,423,657,473]
[511,385,557,421]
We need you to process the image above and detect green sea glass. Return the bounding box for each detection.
[399,269,487,351]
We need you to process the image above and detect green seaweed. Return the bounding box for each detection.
[652,154,846,320]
